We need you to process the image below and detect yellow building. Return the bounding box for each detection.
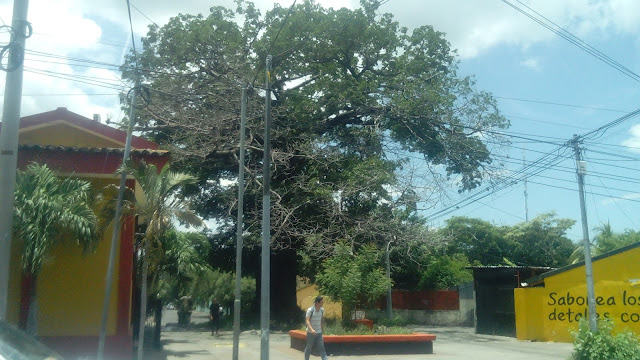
[3,108,169,359]
[515,242,640,342]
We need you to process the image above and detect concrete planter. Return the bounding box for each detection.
[288,330,436,355]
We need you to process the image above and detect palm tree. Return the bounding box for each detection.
[123,160,202,360]
[13,163,100,334]
[151,229,212,346]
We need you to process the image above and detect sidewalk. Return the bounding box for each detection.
[145,311,574,360]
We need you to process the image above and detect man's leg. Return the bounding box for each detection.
[304,332,315,360]
[316,334,328,360]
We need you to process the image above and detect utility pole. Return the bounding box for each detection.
[523,149,529,222]
[572,134,597,332]
[0,0,29,321]
[261,55,272,360]
[233,84,248,360]
[385,238,394,320]
[97,79,139,360]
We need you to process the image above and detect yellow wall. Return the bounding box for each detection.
[297,284,342,319]
[9,176,123,336]
[515,245,640,342]
[6,237,23,324]
[20,122,122,148]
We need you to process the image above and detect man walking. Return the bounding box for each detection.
[305,296,328,360]
[210,298,221,336]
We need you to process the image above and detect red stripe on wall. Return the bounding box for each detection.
[116,190,135,335]
[379,290,460,310]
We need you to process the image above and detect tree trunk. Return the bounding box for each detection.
[137,240,150,360]
[25,272,38,335]
[270,249,300,327]
[153,299,162,348]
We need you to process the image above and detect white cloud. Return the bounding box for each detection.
[2,0,640,120]
[621,123,640,152]
[380,0,640,59]
[601,192,640,205]
[520,57,542,71]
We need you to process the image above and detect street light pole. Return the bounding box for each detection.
[260,55,272,360]
[232,84,248,360]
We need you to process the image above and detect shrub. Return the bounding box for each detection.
[320,322,412,336]
[570,319,640,360]
[316,242,391,328]
[372,314,411,327]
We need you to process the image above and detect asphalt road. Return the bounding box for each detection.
[145,310,573,360]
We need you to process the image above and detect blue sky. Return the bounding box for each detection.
[1,0,639,241]
[428,6,640,241]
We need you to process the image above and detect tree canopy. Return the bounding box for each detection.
[123,0,508,249]
[121,0,508,318]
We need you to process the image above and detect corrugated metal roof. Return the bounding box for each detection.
[468,265,555,270]
[19,144,169,156]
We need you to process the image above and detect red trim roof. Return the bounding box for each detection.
[2,107,159,150]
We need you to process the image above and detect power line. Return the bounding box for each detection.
[489,155,640,186]
[129,1,159,26]
[126,0,139,62]
[502,0,640,83]
[24,68,125,91]
[496,96,629,113]
[251,0,298,87]
[0,93,119,97]
[505,114,593,132]
[587,148,640,161]
[422,108,640,220]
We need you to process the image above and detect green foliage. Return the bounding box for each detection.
[439,217,512,266]
[439,213,576,268]
[369,314,412,327]
[155,230,213,304]
[123,0,508,254]
[506,212,576,267]
[123,0,509,316]
[321,321,412,335]
[189,269,256,312]
[570,319,640,360]
[594,222,640,255]
[122,160,203,292]
[316,242,391,319]
[569,222,640,264]
[418,254,472,290]
[13,163,100,275]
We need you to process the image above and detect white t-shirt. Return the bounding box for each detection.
[306,305,324,333]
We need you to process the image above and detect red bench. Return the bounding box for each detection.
[289,330,436,355]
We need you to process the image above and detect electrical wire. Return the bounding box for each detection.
[496,96,629,113]
[23,68,125,91]
[502,0,640,83]
[129,1,159,27]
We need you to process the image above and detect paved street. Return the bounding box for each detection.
[144,310,573,360]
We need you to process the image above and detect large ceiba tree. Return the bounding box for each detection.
[121,0,508,321]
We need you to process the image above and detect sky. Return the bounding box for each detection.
[1,0,639,242]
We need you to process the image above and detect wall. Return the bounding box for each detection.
[377,290,460,310]
[369,297,475,326]
[296,285,475,326]
[35,176,128,336]
[515,244,640,342]
[296,284,342,319]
